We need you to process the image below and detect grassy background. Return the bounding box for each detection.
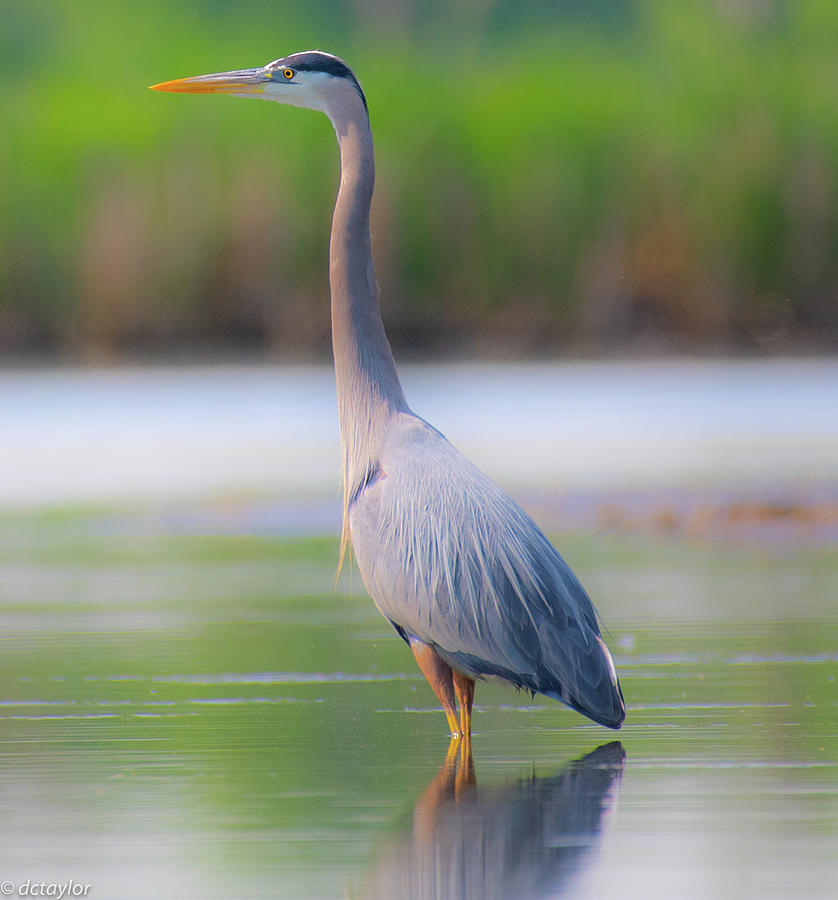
[3,0,838,359]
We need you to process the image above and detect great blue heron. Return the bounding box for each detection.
[151,51,626,737]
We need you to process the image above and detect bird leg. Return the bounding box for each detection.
[452,670,475,738]
[410,641,461,737]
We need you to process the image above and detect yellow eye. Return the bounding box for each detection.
[282,68,295,80]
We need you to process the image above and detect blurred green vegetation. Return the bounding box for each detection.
[2,0,838,359]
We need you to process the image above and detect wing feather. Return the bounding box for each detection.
[350,413,625,728]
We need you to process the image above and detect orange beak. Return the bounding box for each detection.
[149,68,269,95]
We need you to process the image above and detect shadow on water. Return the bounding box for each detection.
[358,740,626,900]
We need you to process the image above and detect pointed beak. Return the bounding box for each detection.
[149,67,269,95]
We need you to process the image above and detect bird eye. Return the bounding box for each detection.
[282,68,295,80]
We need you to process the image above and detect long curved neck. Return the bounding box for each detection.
[326,92,407,541]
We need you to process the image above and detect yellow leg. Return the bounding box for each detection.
[411,641,461,737]
[452,670,475,737]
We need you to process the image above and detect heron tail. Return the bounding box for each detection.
[544,635,626,729]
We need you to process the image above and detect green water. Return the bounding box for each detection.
[1,508,836,899]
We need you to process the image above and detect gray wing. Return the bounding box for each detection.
[349,413,625,728]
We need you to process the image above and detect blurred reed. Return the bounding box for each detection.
[1,0,838,359]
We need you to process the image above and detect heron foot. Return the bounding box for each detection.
[445,715,462,740]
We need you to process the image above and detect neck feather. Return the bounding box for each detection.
[326,90,407,553]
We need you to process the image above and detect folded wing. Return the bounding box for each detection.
[350,413,625,729]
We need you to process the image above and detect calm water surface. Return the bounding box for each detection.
[1,362,837,898]
[1,514,835,899]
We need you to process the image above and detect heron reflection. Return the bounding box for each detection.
[359,739,625,900]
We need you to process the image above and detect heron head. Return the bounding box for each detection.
[150,50,367,117]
